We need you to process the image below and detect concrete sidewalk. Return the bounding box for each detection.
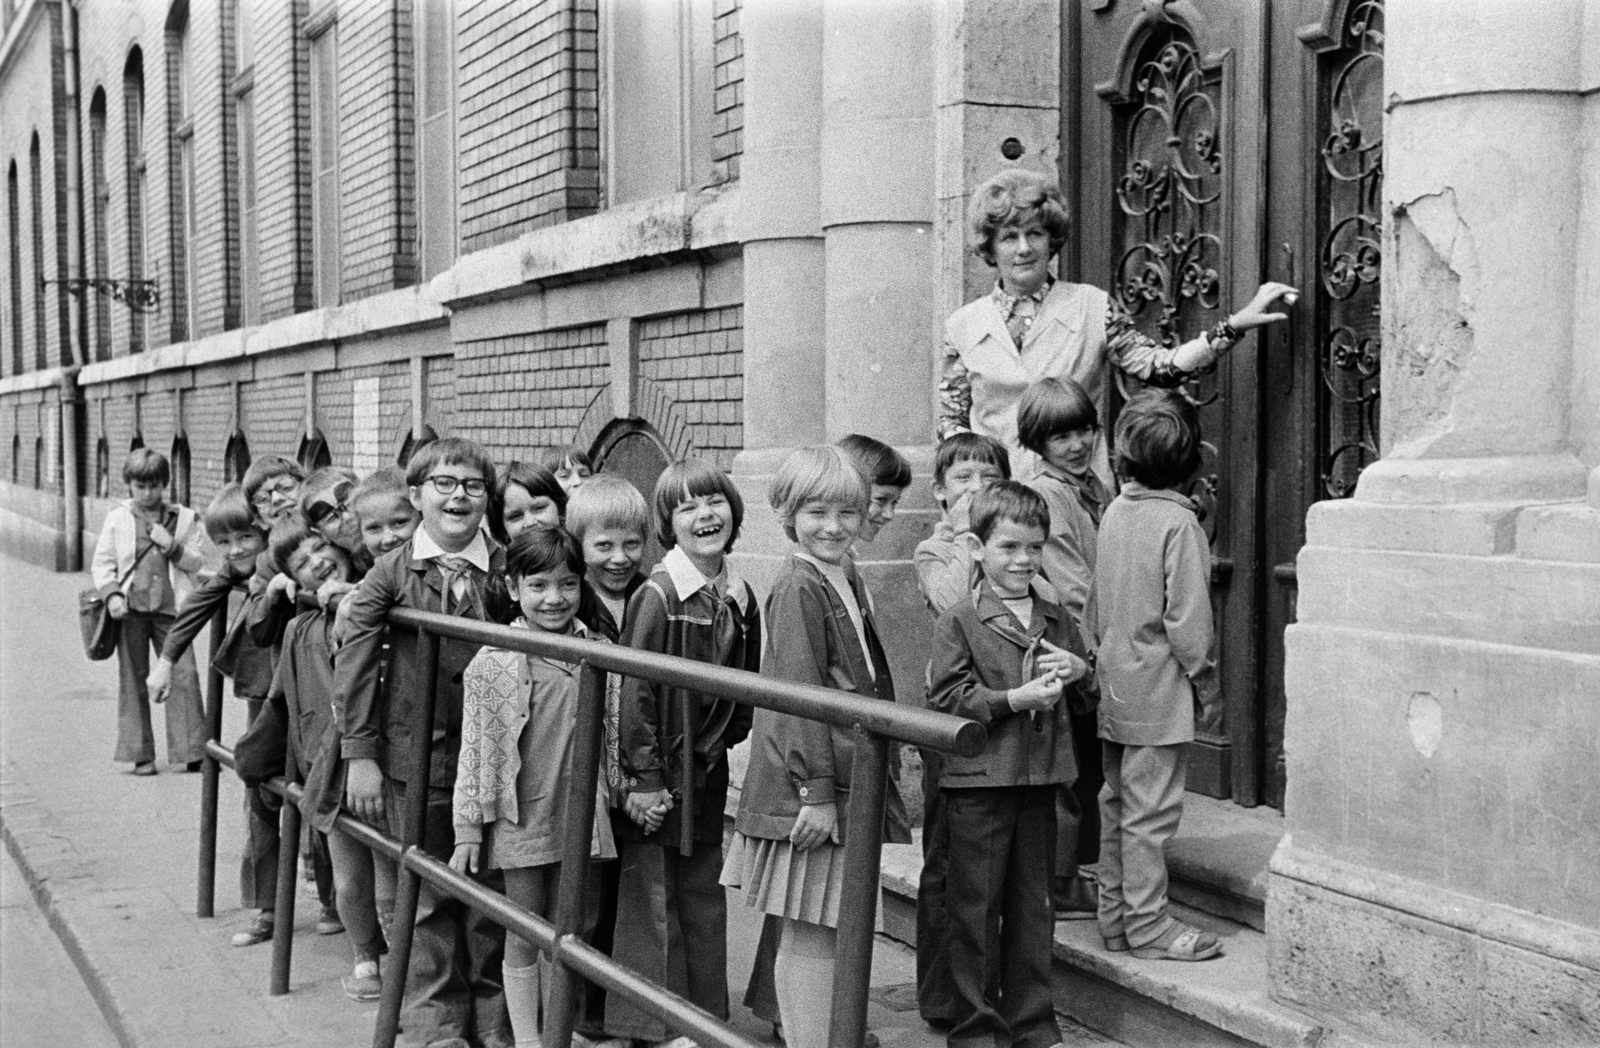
[0,553,1111,1048]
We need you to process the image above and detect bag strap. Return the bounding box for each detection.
[111,527,167,593]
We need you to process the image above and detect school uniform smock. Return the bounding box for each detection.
[164,559,278,700]
[1091,483,1216,747]
[723,553,907,928]
[615,546,759,850]
[1026,461,1110,633]
[335,528,514,788]
[452,618,618,870]
[926,580,1091,788]
[91,499,205,604]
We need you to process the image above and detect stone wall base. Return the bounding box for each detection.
[1269,844,1600,1045]
[0,482,71,571]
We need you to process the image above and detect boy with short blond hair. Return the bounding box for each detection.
[567,474,651,642]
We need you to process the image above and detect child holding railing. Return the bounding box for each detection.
[607,458,760,1048]
[722,446,908,1048]
[450,527,618,1048]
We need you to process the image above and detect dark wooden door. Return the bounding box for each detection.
[1062,0,1383,808]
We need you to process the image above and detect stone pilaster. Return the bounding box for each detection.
[1270,3,1600,1041]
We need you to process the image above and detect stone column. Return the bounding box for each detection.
[1271,3,1600,1041]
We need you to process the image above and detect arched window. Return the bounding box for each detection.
[6,162,20,376]
[29,132,45,370]
[95,436,111,497]
[130,433,145,452]
[124,48,147,353]
[168,7,196,341]
[223,431,251,483]
[298,430,332,472]
[170,433,191,505]
[33,435,43,489]
[88,89,112,361]
[9,433,19,483]
[397,424,437,467]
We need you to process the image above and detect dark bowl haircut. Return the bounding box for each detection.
[969,480,1051,543]
[1016,377,1099,457]
[505,525,586,582]
[837,434,912,489]
[269,517,315,577]
[122,447,171,486]
[532,444,593,474]
[203,483,260,538]
[489,460,569,544]
[1114,390,1204,491]
[651,458,744,552]
[933,431,1012,486]
[241,455,306,504]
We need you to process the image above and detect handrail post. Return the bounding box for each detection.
[270,774,302,995]
[196,604,228,918]
[544,661,607,1048]
[828,730,889,1048]
[373,627,441,1048]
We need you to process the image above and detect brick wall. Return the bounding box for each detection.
[710,0,743,185]
[241,374,305,461]
[456,0,599,252]
[253,0,313,321]
[185,381,235,508]
[338,0,416,301]
[189,0,239,336]
[638,306,743,469]
[452,323,608,462]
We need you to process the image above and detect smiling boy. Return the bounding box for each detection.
[333,436,516,1048]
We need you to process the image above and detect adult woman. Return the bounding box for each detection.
[939,168,1297,482]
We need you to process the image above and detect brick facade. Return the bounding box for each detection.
[638,306,743,469]
[453,322,608,462]
[710,0,743,185]
[456,0,599,252]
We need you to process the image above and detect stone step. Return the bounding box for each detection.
[1165,794,1285,933]
[879,839,1381,1048]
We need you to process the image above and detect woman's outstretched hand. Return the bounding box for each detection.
[1228,282,1300,332]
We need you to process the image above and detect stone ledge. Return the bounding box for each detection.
[431,187,743,308]
[1295,546,1600,654]
[0,365,71,397]
[1352,454,1588,505]
[1516,501,1600,563]
[1304,499,1523,556]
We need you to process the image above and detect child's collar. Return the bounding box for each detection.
[411,525,491,572]
[661,545,745,603]
[972,577,1059,642]
[1118,481,1198,512]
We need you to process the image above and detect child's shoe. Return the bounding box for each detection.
[1129,921,1221,961]
[316,904,345,935]
[131,762,157,776]
[230,910,274,947]
[341,959,382,1000]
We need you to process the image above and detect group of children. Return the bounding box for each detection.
[93,381,1222,1048]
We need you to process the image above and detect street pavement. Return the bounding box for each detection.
[0,552,1114,1048]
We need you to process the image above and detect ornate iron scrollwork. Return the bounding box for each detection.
[1112,28,1226,539]
[41,275,161,314]
[1317,0,1383,498]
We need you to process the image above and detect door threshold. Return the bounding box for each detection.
[1167,794,1285,932]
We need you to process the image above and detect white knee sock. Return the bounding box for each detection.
[774,919,837,1048]
[503,961,544,1048]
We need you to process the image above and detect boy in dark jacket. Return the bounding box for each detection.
[333,437,516,1048]
[927,481,1092,1048]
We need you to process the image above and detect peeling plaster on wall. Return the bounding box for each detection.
[1386,189,1481,460]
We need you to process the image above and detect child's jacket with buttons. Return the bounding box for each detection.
[927,579,1094,788]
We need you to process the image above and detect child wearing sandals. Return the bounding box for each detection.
[1090,390,1223,962]
[451,527,617,1048]
[723,446,908,1048]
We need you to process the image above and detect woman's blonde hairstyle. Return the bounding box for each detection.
[768,446,869,543]
[967,168,1071,265]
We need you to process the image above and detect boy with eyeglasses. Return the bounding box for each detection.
[333,437,518,1048]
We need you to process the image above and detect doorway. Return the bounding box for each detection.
[1062,0,1383,807]
[590,418,675,574]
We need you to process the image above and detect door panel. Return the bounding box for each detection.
[1064,0,1383,809]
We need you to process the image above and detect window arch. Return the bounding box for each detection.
[170,432,191,505]
[33,435,43,489]
[88,88,112,361]
[9,433,18,483]
[223,431,251,483]
[298,429,332,472]
[6,161,20,376]
[168,5,196,342]
[95,435,111,497]
[396,424,437,468]
[124,48,147,353]
[130,433,145,452]
[29,132,45,370]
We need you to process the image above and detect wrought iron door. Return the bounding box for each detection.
[1064,0,1382,808]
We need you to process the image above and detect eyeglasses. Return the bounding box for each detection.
[250,479,299,509]
[306,498,352,526]
[425,475,488,498]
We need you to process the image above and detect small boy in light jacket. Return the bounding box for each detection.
[1091,390,1222,962]
[927,481,1092,1048]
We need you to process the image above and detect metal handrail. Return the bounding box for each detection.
[198,602,985,1048]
